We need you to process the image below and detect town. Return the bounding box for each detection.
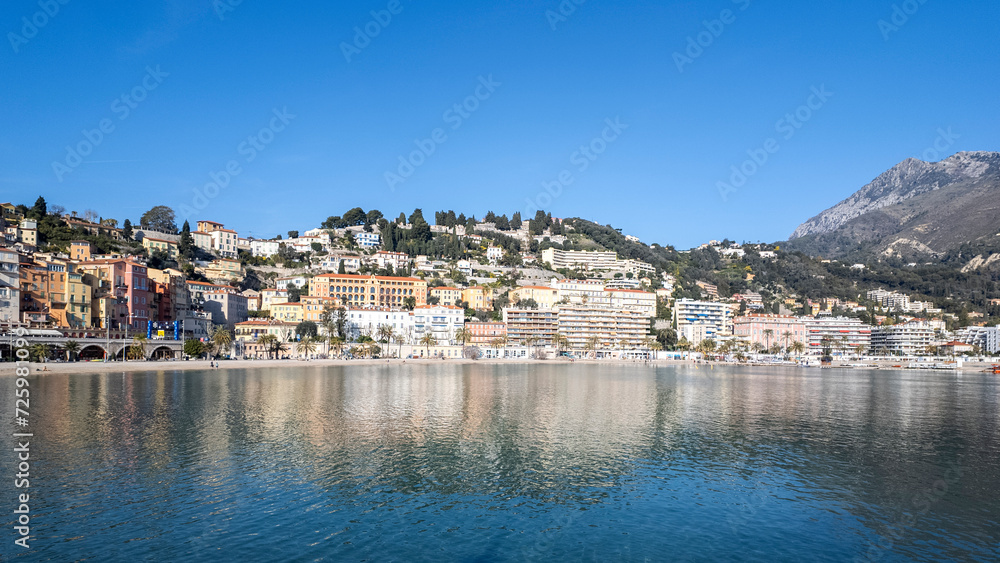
[2,196,998,366]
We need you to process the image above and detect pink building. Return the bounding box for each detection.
[733,314,806,349]
[124,261,151,331]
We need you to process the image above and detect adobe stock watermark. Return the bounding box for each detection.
[854,463,963,563]
[7,0,71,54]
[179,107,295,218]
[340,0,404,63]
[523,117,628,217]
[51,66,169,182]
[716,84,833,202]
[878,0,929,41]
[673,0,751,73]
[546,0,588,31]
[11,326,34,550]
[213,0,247,21]
[916,127,958,162]
[384,74,501,191]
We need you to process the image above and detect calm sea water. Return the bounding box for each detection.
[2,364,998,562]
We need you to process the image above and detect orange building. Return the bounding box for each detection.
[310,274,427,308]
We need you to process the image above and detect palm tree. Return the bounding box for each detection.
[129,335,148,361]
[453,327,472,347]
[29,343,50,363]
[790,340,806,357]
[762,329,774,352]
[62,340,80,362]
[419,333,437,357]
[585,336,601,359]
[328,335,345,358]
[649,340,664,352]
[552,332,569,354]
[298,335,317,359]
[676,338,691,352]
[258,334,279,359]
[377,324,395,346]
[696,339,717,358]
[391,334,406,359]
[489,337,506,350]
[525,336,540,359]
[211,327,233,359]
[782,331,793,353]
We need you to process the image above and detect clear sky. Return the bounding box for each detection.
[2,0,998,248]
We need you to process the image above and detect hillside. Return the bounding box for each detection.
[788,151,1000,259]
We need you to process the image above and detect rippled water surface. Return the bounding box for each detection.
[2,364,999,562]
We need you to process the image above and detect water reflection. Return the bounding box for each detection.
[3,365,998,562]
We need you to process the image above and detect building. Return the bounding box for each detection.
[556,305,649,352]
[249,239,281,258]
[465,321,506,345]
[486,246,503,263]
[260,288,289,311]
[300,295,337,324]
[503,308,558,348]
[733,314,807,349]
[191,230,213,252]
[202,290,249,330]
[462,286,493,310]
[804,316,872,356]
[552,278,605,306]
[0,248,19,326]
[430,286,462,307]
[276,276,308,290]
[271,302,304,324]
[673,299,733,345]
[870,321,935,357]
[210,229,239,258]
[354,232,381,249]
[142,237,179,259]
[373,251,411,272]
[70,241,92,262]
[939,341,974,355]
[511,285,560,309]
[241,289,262,312]
[342,308,413,342]
[540,248,654,276]
[411,305,464,345]
[602,289,656,318]
[148,268,190,325]
[311,274,427,308]
[695,281,719,301]
[956,326,1000,355]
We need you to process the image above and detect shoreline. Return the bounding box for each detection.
[2,357,996,376]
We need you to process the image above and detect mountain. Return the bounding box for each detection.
[788,151,1000,259]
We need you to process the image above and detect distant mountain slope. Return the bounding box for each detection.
[789,151,1000,258]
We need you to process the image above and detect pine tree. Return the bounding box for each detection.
[122,219,133,241]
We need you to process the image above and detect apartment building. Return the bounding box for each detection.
[541,248,654,276]
[354,232,381,249]
[510,285,560,308]
[870,321,935,357]
[201,290,249,329]
[411,305,464,345]
[271,302,303,324]
[429,286,462,306]
[311,274,427,308]
[276,276,308,290]
[602,289,656,317]
[556,305,648,351]
[142,237,179,258]
[342,308,413,342]
[733,314,807,349]
[552,279,605,305]
[0,249,19,325]
[249,239,281,258]
[462,286,493,310]
[465,321,506,345]
[300,295,337,324]
[673,299,733,345]
[260,288,289,311]
[503,308,558,347]
[805,316,872,355]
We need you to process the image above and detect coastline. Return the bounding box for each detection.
[2,357,996,376]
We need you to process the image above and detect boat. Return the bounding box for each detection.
[991,364,1000,374]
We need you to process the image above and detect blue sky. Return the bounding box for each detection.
[2,0,998,248]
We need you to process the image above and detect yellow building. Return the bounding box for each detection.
[142,237,179,259]
[462,286,493,310]
[311,274,427,308]
[429,286,462,306]
[272,302,304,323]
[65,268,93,329]
[510,285,560,308]
[70,240,92,261]
[261,288,289,312]
[301,295,338,323]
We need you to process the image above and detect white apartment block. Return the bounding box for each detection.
[804,316,871,355]
[373,251,412,271]
[870,321,936,356]
[410,305,464,345]
[486,246,503,263]
[552,278,606,305]
[0,248,20,325]
[250,239,281,258]
[354,232,381,249]
[673,299,733,345]
[344,308,414,342]
[540,248,654,276]
[210,229,239,258]
[556,305,649,351]
[956,326,1000,355]
[191,230,214,252]
[276,276,308,290]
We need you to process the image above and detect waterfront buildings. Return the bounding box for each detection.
[465,321,506,345]
[673,299,733,345]
[411,305,464,345]
[733,314,807,349]
[870,321,936,356]
[503,308,558,347]
[311,274,427,308]
[804,316,871,355]
[556,305,648,351]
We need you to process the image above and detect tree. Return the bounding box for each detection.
[121,219,134,241]
[62,340,80,362]
[140,205,177,233]
[179,220,195,259]
[184,339,206,359]
[296,321,318,339]
[327,336,345,358]
[211,326,233,358]
[128,335,148,360]
[762,329,774,352]
[258,334,279,359]
[782,331,793,353]
[553,333,569,354]
[298,336,317,359]
[454,327,472,348]
[790,341,806,357]
[29,343,51,362]
[403,296,416,310]
[419,333,437,357]
[510,212,522,230]
[377,324,395,345]
[585,336,600,358]
[344,207,367,226]
[336,308,348,339]
[30,196,47,219]
[366,209,383,225]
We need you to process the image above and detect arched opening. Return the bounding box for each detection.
[149,346,175,361]
[78,345,107,361]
